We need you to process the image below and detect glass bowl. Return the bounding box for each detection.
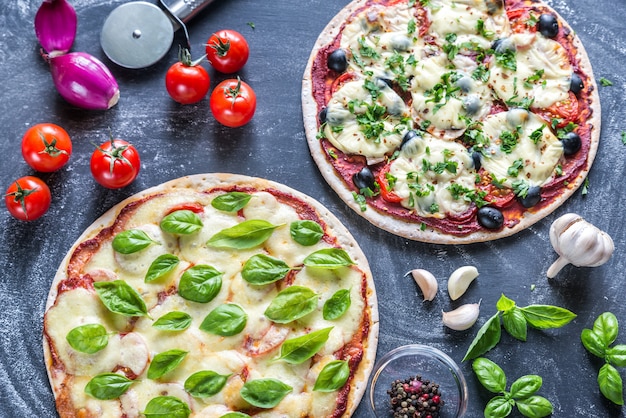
[368,344,468,417]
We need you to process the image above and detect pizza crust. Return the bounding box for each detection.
[44,173,379,417]
[302,0,601,244]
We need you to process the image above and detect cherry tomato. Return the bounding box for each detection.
[4,176,51,221]
[534,92,580,128]
[210,77,257,128]
[476,170,515,208]
[165,48,210,105]
[90,139,141,189]
[21,123,72,172]
[377,164,402,203]
[205,30,250,74]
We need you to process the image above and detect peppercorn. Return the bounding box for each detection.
[387,375,444,418]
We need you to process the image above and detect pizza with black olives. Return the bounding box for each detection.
[43,173,378,417]
[302,0,600,243]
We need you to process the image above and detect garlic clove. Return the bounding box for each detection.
[447,265,479,300]
[442,302,480,331]
[35,0,77,57]
[407,269,438,301]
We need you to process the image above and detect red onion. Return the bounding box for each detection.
[48,52,120,110]
[35,0,77,56]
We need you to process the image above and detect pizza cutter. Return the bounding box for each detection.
[100,0,215,69]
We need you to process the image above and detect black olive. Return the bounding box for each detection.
[327,49,348,73]
[353,166,375,190]
[318,107,327,124]
[518,186,541,208]
[376,77,394,89]
[471,151,482,171]
[537,14,559,38]
[570,73,584,95]
[560,132,581,155]
[400,130,420,150]
[477,206,504,230]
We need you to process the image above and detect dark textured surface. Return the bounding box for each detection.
[0,0,625,417]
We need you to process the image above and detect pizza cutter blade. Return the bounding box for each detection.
[100,0,215,69]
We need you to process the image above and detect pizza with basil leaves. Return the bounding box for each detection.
[302,0,600,243]
[43,173,378,417]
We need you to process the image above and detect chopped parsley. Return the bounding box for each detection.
[499,126,522,154]
[494,47,517,71]
[442,33,459,60]
[362,79,381,99]
[472,65,489,83]
[358,36,380,61]
[505,95,534,110]
[555,164,563,176]
[621,131,626,145]
[556,122,578,139]
[476,19,494,39]
[247,22,255,30]
[447,183,488,207]
[512,179,530,197]
[524,69,545,88]
[599,77,613,87]
[507,158,524,177]
[463,126,490,150]
[355,103,387,141]
[407,19,417,35]
[424,71,462,113]
[529,125,545,144]
[581,177,589,196]
[352,192,368,211]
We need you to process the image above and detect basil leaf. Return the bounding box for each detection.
[607,345,626,367]
[66,324,108,354]
[303,248,355,269]
[520,305,576,329]
[94,280,148,317]
[463,312,501,361]
[241,254,291,285]
[200,304,248,336]
[160,210,203,235]
[112,229,155,254]
[515,395,554,417]
[207,220,280,249]
[593,312,619,346]
[178,265,223,303]
[598,363,624,405]
[240,378,292,409]
[220,413,250,418]
[264,286,318,324]
[484,396,512,418]
[184,370,231,398]
[147,349,188,380]
[472,357,507,393]
[501,307,527,341]
[495,293,516,311]
[211,192,252,212]
[145,254,180,283]
[144,396,191,418]
[581,329,607,358]
[84,373,133,400]
[510,375,542,399]
[278,327,333,364]
[152,311,192,331]
[323,289,351,321]
[313,360,350,392]
[290,220,324,246]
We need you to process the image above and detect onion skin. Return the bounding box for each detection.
[48,52,120,110]
[35,0,77,56]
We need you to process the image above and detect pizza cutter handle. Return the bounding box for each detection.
[159,0,215,49]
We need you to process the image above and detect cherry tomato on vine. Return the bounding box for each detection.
[21,123,72,172]
[165,48,210,105]
[210,77,257,128]
[205,30,249,74]
[90,139,141,189]
[4,176,51,221]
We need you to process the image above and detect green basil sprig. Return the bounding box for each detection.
[303,248,355,269]
[144,396,190,418]
[147,349,188,380]
[207,220,281,249]
[200,304,248,336]
[93,280,149,317]
[66,324,108,354]
[472,357,553,418]
[84,373,133,400]
[184,370,231,398]
[290,220,324,246]
[240,378,292,409]
[112,229,155,254]
[264,286,319,324]
[581,312,626,405]
[241,254,293,285]
[463,294,576,361]
[313,360,350,392]
[278,327,333,364]
[178,265,223,303]
[152,311,192,331]
[323,289,351,320]
[211,192,252,212]
[160,210,203,235]
[145,254,180,283]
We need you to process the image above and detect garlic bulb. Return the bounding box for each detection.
[442,302,480,331]
[407,269,438,301]
[547,213,614,278]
